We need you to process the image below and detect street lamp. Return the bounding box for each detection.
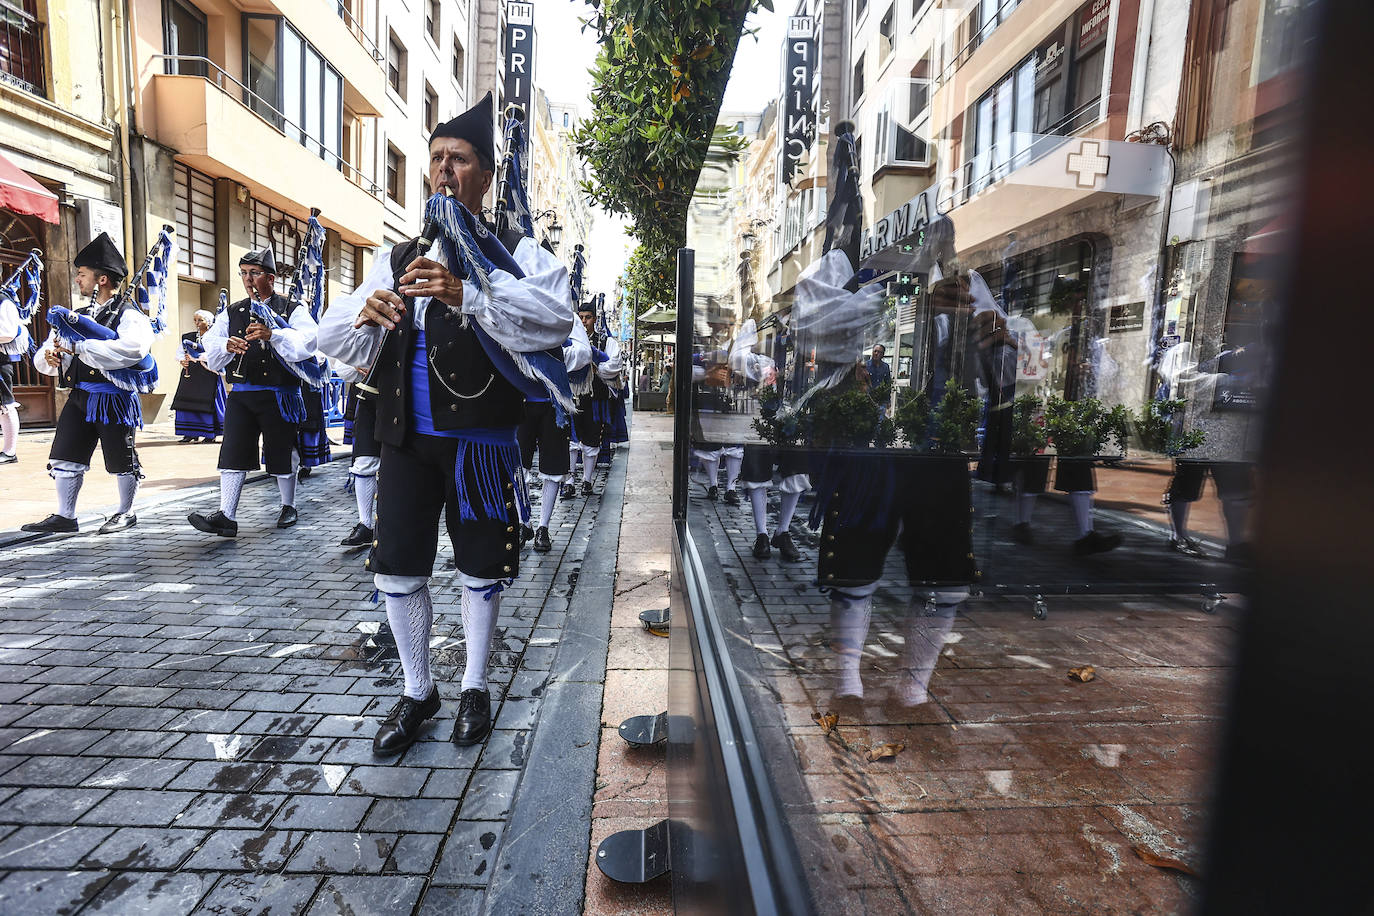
[532,208,561,251]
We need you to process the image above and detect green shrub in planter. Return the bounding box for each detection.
[932,383,981,454]
[893,383,980,453]
[751,383,807,446]
[1045,395,1134,457]
[1135,398,1206,456]
[1011,394,1050,456]
[809,384,887,448]
[893,388,931,448]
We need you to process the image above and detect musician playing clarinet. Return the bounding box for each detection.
[22,233,151,535]
[318,91,574,755]
[186,248,318,537]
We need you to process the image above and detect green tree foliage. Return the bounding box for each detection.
[573,0,771,314]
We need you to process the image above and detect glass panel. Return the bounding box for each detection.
[281,25,302,144]
[324,67,342,167]
[166,0,208,77]
[675,0,1316,908]
[244,15,281,127]
[304,43,322,157]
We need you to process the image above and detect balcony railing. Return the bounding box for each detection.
[151,54,381,199]
[336,0,383,62]
[0,0,46,97]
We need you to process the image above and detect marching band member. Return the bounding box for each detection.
[186,248,318,537]
[318,92,574,755]
[21,233,152,534]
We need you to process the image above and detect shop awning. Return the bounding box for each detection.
[637,305,677,325]
[0,152,60,225]
[1240,215,1288,255]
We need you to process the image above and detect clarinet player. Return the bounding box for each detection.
[318,92,573,755]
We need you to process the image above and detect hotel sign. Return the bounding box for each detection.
[781,16,817,185]
[505,2,535,114]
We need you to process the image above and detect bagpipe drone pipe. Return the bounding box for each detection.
[0,249,42,355]
[45,306,159,394]
[241,209,330,388]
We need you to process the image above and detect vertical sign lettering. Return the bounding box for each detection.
[505,2,535,115]
[781,15,817,186]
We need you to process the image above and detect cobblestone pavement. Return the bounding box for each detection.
[0,446,622,915]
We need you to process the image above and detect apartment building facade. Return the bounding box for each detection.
[750,0,1298,449]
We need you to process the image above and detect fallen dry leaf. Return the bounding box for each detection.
[812,712,839,734]
[1133,845,1197,877]
[867,742,905,762]
[1068,665,1096,683]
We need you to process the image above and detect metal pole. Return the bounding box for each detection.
[672,248,694,522]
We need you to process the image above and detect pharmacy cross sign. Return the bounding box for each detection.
[1066,140,1111,188]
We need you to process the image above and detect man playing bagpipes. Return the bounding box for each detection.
[21,232,158,534]
[0,250,42,465]
[171,308,224,443]
[187,247,320,537]
[568,296,623,497]
[318,90,575,755]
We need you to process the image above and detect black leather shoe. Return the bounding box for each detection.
[705,485,718,501]
[21,513,77,534]
[520,524,534,545]
[1074,530,1122,556]
[189,510,238,538]
[0,452,16,465]
[560,483,576,500]
[451,688,492,747]
[277,505,299,528]
[373,687,441,756]
[533,526,552,552]
[771,531,802,562]
[581,480,594,497]
[98,513,137,535]
[752,533,771,559]
[724,489,741,506]
[340,522,374,548]
[1168,537,1206,558]
[179,436,195,443]
[297,467,312,480]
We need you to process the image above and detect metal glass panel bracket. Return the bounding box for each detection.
[596,818,670,884]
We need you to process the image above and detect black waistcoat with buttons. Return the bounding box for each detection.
[60,297,136,388]
[226,293,302,389]
[372,237,524,447]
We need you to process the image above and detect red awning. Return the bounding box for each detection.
[0,151,60,225]
[1240,215,1288,256]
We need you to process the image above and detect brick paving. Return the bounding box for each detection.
[0,443,619,915]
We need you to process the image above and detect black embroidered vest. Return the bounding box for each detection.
[226,293,301,389]
[371,238,524,446]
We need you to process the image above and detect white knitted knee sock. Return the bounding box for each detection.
[460,586,500,692]
[383,584,435,700]
[219,469,247,519]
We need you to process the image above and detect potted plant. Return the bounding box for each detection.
[1135,397,1206,457]
[893,383,980,454]
[1045,395,1135,555]
[1008,394,1053,503]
